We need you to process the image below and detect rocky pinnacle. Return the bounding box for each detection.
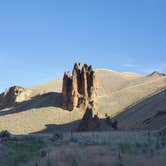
[62,62,98,111]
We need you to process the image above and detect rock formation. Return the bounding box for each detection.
[0,86,30,108]
[148,71,166,77]
[62,62,98,111]
[77,107,100,131]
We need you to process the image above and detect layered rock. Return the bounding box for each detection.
[62,62,98,111]
[77,107,100,131]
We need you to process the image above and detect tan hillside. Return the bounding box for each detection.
[0,69,166,134]
[29,78,62,94]
[97,71,166,116]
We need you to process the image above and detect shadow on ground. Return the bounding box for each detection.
[114,89,166,130]
[31,118,119,134]
[31,120,81,134]
[0,92,62,116]
[1,89,166,132]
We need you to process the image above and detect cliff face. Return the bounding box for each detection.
[62,62,98,111]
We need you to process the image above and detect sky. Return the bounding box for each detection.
[0,0,166,92]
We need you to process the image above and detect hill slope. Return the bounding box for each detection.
[0,69,166,134]
[116,89,166,130]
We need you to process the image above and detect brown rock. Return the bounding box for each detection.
[62,62,98,111]
[71,69,79,109]
[62,71,72,110]
[77,107,100,131]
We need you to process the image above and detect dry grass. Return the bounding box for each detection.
[0,69,166,134]
[0,108,83,135]
[19,131,166,166]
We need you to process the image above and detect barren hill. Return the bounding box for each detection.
[0,69,166,134]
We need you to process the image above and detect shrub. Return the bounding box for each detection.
[0,130,11,139]
[50,133,63,142]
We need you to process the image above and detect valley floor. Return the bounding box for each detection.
[0,130,166,166]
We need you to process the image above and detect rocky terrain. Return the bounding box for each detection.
[0,63,166,134]
[0,62,166,166]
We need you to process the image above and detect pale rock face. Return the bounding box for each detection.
[62,62,98,111]
[0,86,31,107]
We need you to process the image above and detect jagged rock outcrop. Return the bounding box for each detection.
[148,71,166,77]
[62,62,98,111]
[0,86,30,108]
[77,107,100,131]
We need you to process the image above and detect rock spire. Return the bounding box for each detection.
[62,62,98,111]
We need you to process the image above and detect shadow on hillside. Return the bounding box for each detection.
[31,118,118,134]
[0,92,63,116]
[1,89,166,133]
[113,89,166,129]
[30,89,166,133]
[31,120,81,134]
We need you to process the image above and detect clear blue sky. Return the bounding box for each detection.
[0,0,166,92]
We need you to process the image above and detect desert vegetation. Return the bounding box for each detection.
[0,130,165,166]
[0,132,47,166]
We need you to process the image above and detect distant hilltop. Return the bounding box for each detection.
[147,71,165,77]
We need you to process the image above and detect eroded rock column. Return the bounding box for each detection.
[62,62,98,111]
